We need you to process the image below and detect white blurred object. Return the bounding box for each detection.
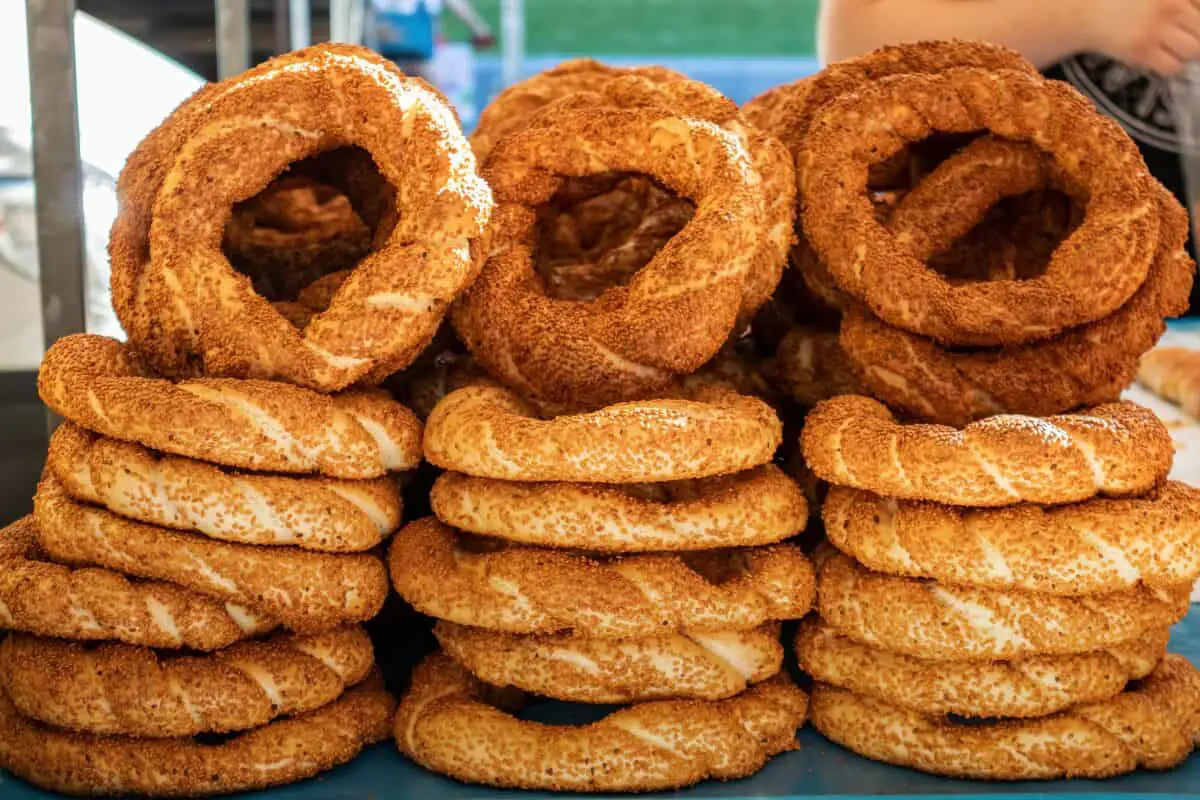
[1168,65,1200,232]
[429,41,476,128]
[0,4,203,370]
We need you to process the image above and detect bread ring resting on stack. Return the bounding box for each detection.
[110,43,493,391]
[393,380,812,790]
[1139,347,1200,417]
[396,654,808,793]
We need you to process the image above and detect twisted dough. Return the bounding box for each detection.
[436,621,783,703]
[396,653,807,792]
[453,105,766,409]
[389,517,815,637]
[823,483,1200,594]
[810,654,1200,780]
[801,395,1172,506]
[768,324,862,407]
[0,675,394,797]
[796,617,1168,719]
[430,464,806,552]
[0,516,274,650]
[801,69,1159,346]
[47,423,401,552]
[111,44,492,391]
[35,474,389,633]
[1139,347,1200,417]
[38,334,422,479]
[424,383,781,483]
[0,626,373,737]
[841,177,1193,426]
[817,552,1190,660]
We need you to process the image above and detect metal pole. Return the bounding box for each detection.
[330,0,364,44]
[215,0,250,78]
[500,0,525,87]
[289,0,311,49]
[24,0,87,417]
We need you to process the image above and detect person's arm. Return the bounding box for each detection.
[820,0,1200,75]
[445,0,494,41]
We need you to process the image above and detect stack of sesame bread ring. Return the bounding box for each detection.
[390,380,814,792]
[0,42,495,797]
[799,394,1200,779]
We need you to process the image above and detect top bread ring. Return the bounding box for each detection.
[453,105,766,409]
[423,383,781,482]
[801,396,1172,507]
[110,43,492,392]
[801,69,1160,346]
[38,334,422,479]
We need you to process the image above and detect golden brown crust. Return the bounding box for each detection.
[809,654,1200,780]
[46,423,401,552]
[436,621,783,703]
[801,395,1173,507]
[1139,347,1200,417]
[38,334,422,479]
[453,106,766,409]
[843,186,1193,426]
[796,617,1168,719]
[823,482,1200,594]
[817,552,1190,660]
[0,674,394,797]
[388,517,815,637]
[768,324,863,407]
[110,44,492,391]
[35,474,389,633]
[0,517,274,650]
[424,382,781,482]
[395,653,807,792]
[0,627,373,737]
[801,70,1159,346]
[430,464,806,552]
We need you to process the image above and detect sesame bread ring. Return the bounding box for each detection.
[395,653,807,792]
[796,617,1169,719]
[111,44,492,391]
[0,517,274,650]
[38,334,422,479]
[1139,347,1200,417]
[453,105,766,410]
[424,383,781,483]
[801,69,1160,346]
[35,475,388,634]
[823,483,1200,595]
[801,395,1172,507]
[0,674,394,797]
[389,517,815,637]
[841,179,1193,427]
[429,464,806,552]
[435,621,783,704]
[0,626,373,737]
[768,324,863,408]
[809,654,1200,780]
[817,553,1190,661]
[46,423,401,553]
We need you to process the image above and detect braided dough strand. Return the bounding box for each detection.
[802,395,1172,506]
[817,553,1190,660]
[38,335,422,479]
[35,475,389,633]
[396,653,807,792]
[823,483,1200,594]
[47,423,401,552]
[436,621,783,703]
[0,675,394,797]
[797,617,1168,719]
[0,626,373,737]
[810,654,1200,780]
[0,517,274,650]
[389,517,815,637]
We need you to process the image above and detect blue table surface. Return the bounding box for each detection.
[2,609,1198,800]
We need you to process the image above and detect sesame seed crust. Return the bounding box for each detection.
[395,653,807,792]
[1139,347,1200,417]
[0,626,373,737]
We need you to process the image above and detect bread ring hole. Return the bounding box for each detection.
[534,171,696,301]
[221,146,394,309]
